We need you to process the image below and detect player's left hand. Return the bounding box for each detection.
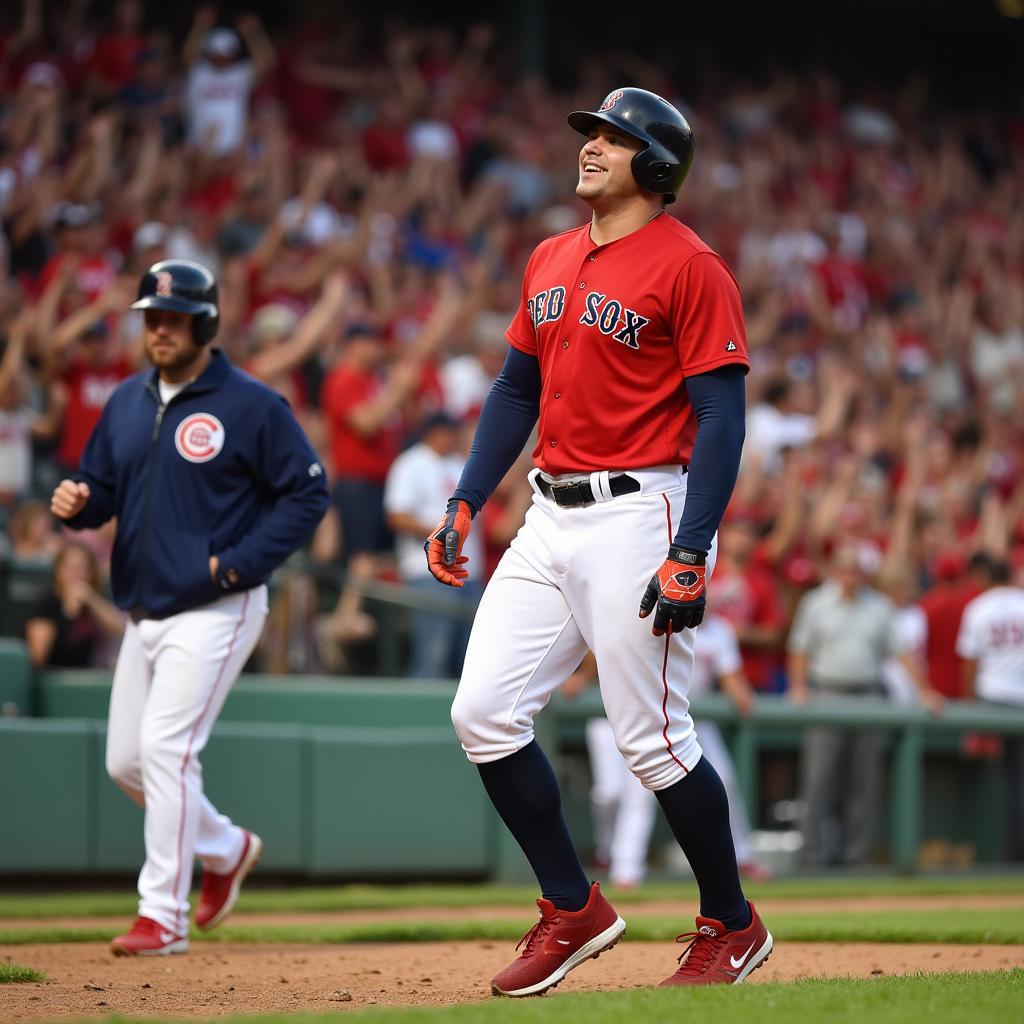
[638,546,707,636]
[424,499,473,587]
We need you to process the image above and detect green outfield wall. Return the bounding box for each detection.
[0,717,496,877]
[1,640,1023,877]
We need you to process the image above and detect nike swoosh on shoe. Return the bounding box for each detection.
[729,941,756,969]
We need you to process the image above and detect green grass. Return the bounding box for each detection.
[69,970,1024,1024]
[4,908,1022,947]
[0,960,45,983]
[2,874,1022,919]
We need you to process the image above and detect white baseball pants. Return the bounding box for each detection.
[452,466,716,791]
[105,587,268,936]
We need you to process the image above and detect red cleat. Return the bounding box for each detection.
[194,830,263,931]
[658,900,772,986]
[490,882,626,997]
[110,916,188,956]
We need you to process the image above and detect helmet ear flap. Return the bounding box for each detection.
[631,149,678,195]
[193,311,219,345]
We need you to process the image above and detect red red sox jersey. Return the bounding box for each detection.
[506,213,749,475]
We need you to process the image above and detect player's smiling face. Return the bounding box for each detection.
[576,126,644,204]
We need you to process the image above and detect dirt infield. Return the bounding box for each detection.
[3,940,1023,1021]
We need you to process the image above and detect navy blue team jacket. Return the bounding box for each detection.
[67,348,329,618]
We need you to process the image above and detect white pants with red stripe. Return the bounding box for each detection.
[105,587,268,936]
[452,466,716,791]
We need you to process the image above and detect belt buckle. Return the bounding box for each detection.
[549,480,589,508]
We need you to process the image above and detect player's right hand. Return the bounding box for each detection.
[50,479,90,520]
[424,498,473,587]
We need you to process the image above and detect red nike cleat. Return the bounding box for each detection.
[658,900,772,986]
[110,916,188,956]
[194,830,263,931]
[490,882,626,997]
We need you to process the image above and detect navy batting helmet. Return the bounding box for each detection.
[568,87,695,201]
[131,259,219,345]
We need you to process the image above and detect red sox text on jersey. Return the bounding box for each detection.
[529,287,650,350]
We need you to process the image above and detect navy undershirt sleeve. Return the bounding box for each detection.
[672,364,747,553]
[453,346,541,515]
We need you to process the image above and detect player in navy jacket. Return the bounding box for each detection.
[51,260,328,955]
[66,342,328,618]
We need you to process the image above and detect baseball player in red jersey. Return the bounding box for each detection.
[425,88,772,995]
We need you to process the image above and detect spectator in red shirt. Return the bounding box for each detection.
[919,550,990,699]
[37,201,118,304]
[814,221,869,335]
[712,517,787,692]
[321,324,420,565]
[320,280,461,566]
[88,0,148,94]
[361,92,412,172]
[43,278,137,472]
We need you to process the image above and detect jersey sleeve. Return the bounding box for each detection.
[505,249,539,356]
[671,253,750,377]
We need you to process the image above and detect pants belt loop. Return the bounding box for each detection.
[590,470,613,503]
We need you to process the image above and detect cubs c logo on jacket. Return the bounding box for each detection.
[175,413,225,463]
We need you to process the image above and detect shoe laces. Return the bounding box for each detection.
[673,929,727,976]
[515,906,560,955]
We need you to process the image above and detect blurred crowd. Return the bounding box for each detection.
[2,1,1024,704]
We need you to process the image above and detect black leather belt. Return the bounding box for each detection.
[537,473,641,508]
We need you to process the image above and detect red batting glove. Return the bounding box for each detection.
[424,498,474,587]
[638,545,707,636]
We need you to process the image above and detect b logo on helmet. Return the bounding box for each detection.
[599,90,624,112]
[155,271,173,297]
[175,413,225,463]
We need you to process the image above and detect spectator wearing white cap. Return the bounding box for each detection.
[182,9,276,156]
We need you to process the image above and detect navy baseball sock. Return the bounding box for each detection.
[477,741,591,912]
[654,756,751,931]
